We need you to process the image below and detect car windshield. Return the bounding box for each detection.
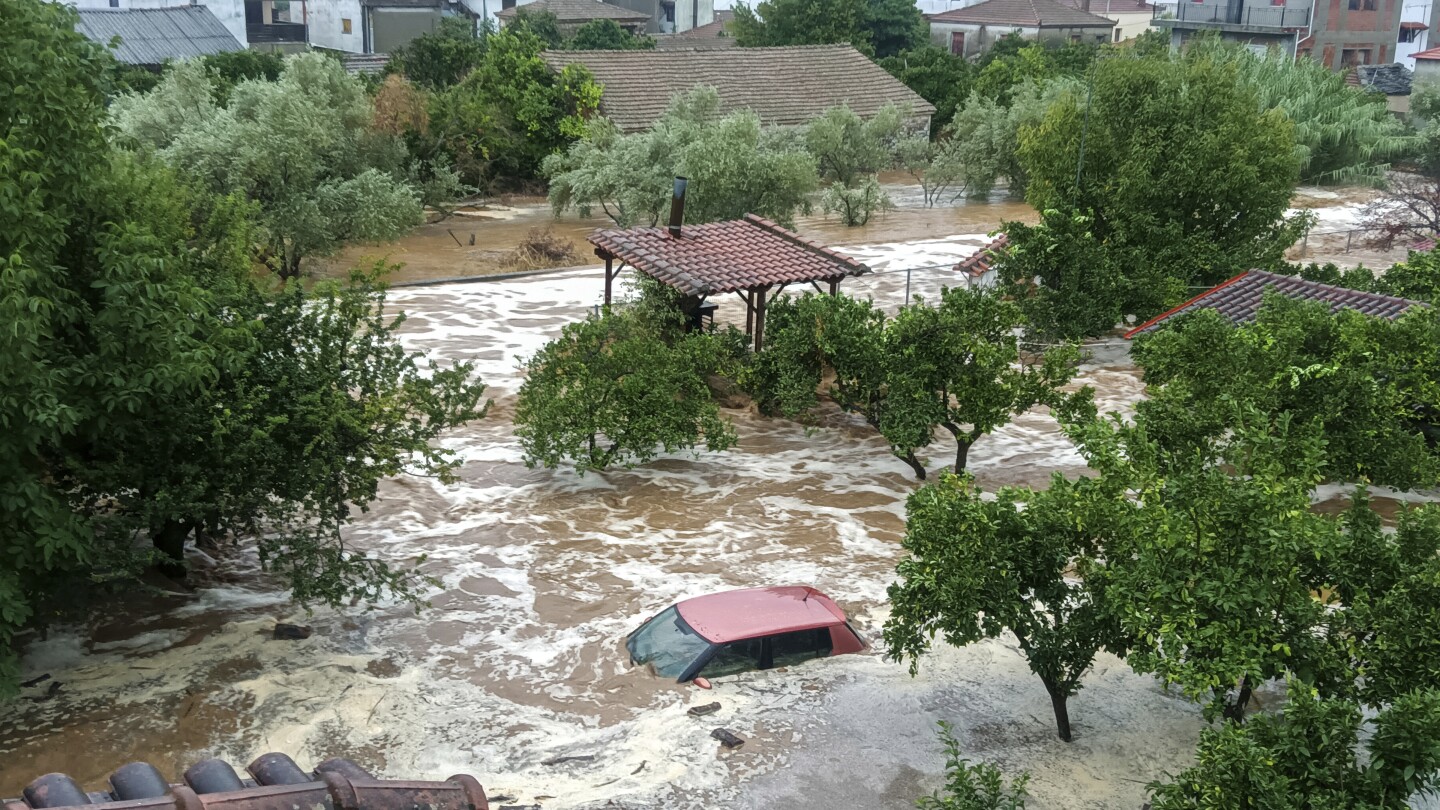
[626,606,713,679]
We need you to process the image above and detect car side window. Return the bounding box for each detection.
[700,637,764,678]
[769,628,833,669]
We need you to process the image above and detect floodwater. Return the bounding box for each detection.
[2,187,1429,810]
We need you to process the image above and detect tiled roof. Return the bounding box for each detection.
[1125,270,1425,338]
[1401,20,1429,29]
[927,0,1117,28]
[75,6,243,65]
[1356,63,1413,95]
[1052,0,1155,13]
[497,0,651,23]
[542,45,935,132]
[1412,45,1440,60]
[956,233,1009,278]
[654,9,735,47]
[589,214,869,295]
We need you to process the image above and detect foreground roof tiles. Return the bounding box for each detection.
[542,45,935,132]
[1412,45,1440,60]
[1125,270,1425,337]
[75,6,243,65]
[956,234,1009,278]
[590,214,869,295]
[927,0,1117,28]
[497,0,651,23]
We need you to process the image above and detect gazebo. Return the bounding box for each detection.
[589,206,869,351]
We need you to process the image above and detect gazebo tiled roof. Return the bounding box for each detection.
[590,214,869,296]
[1125,270,1425,338]
[956,233,1009,279]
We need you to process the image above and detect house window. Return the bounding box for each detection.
[341,17,352,33]
[1347,0,1377,9]
[1401,25,1426,42]
[949,31,965,55]
[1341,47,1372,65]
[1114,28,1122,41]
[108,0,119,7]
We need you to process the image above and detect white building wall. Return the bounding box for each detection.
[675,0,714,31]
[929,21,1032,57]
[69,0,249,47]
[1397,0,1432,66]
[1416,56,1440,79]
[306,0,365,50]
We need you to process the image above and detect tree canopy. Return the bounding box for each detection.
[567,19,656,50]
[385,16,488,90]
[731,0,926,57]
[544,87,817,228]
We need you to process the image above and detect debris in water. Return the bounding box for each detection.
[630,761,647,776]
[688,702,722,717]
[20,673,50,688]
[540,755,595,767]
[710,728,745,749]
[498,805,540,810]
[272,623,312,640]
[30,681,61,702]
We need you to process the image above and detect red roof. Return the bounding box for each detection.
[1413,45,1440,60]
[1401,20,1428,29]
[1124,270,1425,338]
[590,214,868,295]
[956,233,1009,278]
[676,586,848,644]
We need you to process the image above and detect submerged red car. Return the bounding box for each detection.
[626,586,866,682]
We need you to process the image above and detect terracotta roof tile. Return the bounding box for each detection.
[590,214,869,295]
[927,0,1117,28]
[955,233,1009,278]
[497,0,651,23]
[542,45,935,132]
[1052,0,1156,13]
[1412,45,1440,59]
[1125,270,1425,337]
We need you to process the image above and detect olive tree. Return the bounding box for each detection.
[806,103,905,226]
[886,473,1129,741]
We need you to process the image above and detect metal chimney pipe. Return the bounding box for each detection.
[668,176,688,238]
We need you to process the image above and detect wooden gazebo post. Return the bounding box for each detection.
[752,285,771,351]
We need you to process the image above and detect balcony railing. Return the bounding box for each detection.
[247,21,308,43]
[1152,1,1311,28]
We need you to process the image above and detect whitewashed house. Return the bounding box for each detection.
[926,0,1116,58]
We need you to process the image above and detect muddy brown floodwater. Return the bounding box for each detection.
[3,185,1430,810]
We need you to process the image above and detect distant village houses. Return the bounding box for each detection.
[926,0,1117,58]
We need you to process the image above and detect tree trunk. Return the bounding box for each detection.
[953,438,972,474]
[898,451,927,480]
[152,520,192,579]
[1222,677,1254,724]
[1042,678,1074,742]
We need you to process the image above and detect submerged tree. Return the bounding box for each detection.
[886,473,1129,741]
[750,288,1089,479]
[807,103,906,225]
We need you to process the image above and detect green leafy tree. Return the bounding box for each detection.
[1187,38,1413,185]
[430,27,600,187]
[514,305,739,474]
[1296,251,1440,303]
[896,133,969,207]
[750,288,1089,479]
[544,87,818,227]
[917,723,1030,809]
[509,7,565,48]
[1131,298,1440,491]
[385,16,487,90]
[1148,685,1440,809]
[114,53,431,279]
[807,103,905,226]
[1019,52,1306,313]
[878,45,973,134]
[944,81,1075,199]
[567,19,656,50]
[200,49,284,103]
[886,473,1129,741]
[997,208,1141,340]
[862,0,928,59]
[732,0,870,50]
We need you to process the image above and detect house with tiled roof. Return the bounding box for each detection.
[1413,45,1440,80]
[954,233,1008,289]
[654,7,732,47]
[1053,0,1155,41]
[1351,63,1413,115]
[926,0,1116,58]
[498,0,651,32]
[1124,270,1426,338]
[541,45,935,132]
[74,6,244,66]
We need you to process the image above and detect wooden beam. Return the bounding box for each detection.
[741,289,755,336]
[603,256,614,306]
[829,278,839,296]
[753,286,771,352]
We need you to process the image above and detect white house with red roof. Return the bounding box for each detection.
[926,0,1116,58]
[1414,44,1440,77]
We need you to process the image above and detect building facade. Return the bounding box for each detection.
[927,0,1116,58]
[307,0,448,53]
[1153,0,1313,58]
[1301,0,1406,67]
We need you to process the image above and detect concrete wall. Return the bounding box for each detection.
[1307,0,1405,68]
[928,21,1111,57]
[306,0,363,50]
[1103,9,1153,40]
[369,6,441,51]
[1416,56,1440,78]
[1169,26,1299,56]
[70,0,249,47]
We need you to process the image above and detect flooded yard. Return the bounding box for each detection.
[1,183,1426,810]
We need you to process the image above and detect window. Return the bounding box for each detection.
[341,17,352,33]
[1341,47,1373,65]
[1401,25,1426,43]
[1347,0,1377,9]
[108,0,119,7]
[1114,28,1122,42]
[1070,33,1082,42]
[949,31,965,55]
[699,638,764,679]
[769,628,833,669]
[626,606,712,679]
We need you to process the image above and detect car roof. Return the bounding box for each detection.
[675,586,847,644]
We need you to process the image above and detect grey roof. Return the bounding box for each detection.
[343,54,391,74]
[1125,270,1425,337]
[542,45,936,132]
[496,0,651,23]
[75,6,244,65]
[927,0,1117,28]
[1356,63,1413,96]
